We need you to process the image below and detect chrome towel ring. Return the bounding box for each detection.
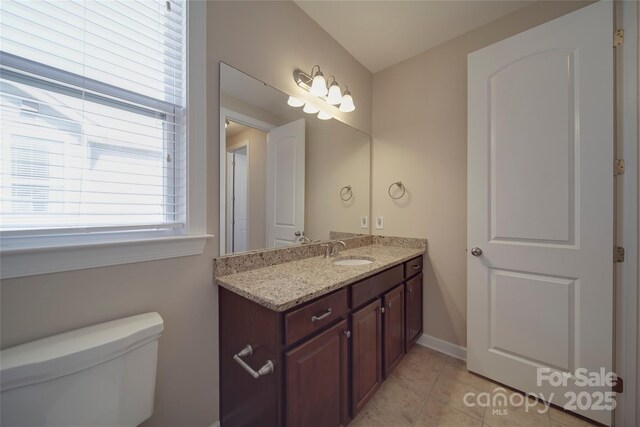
[388,181,406,200]
[340,185,353,201]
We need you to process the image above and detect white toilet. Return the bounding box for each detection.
[0,312,164,427]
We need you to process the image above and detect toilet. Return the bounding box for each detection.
[0,312,164,427]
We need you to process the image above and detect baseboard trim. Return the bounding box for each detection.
[416,333,467,361]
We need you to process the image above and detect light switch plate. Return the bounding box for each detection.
[375,216,384,230]
[360,215,368,229]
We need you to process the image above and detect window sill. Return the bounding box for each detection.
[0,235,214,279]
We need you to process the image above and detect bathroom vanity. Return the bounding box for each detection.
[216,240,424,427]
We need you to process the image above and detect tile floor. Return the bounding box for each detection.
[350,345,598,427]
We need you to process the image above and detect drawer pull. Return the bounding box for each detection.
[233,345,274,379]
[311,308,332,322]
[412,265,420,269]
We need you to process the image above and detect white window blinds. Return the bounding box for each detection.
[0,0,186,239]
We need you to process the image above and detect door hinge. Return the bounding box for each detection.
[613,376,624,393]
[614,246,625,263]
[614,29,624,47]
[614,159,625,176]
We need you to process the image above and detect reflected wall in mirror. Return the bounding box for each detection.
[219,63,371,255]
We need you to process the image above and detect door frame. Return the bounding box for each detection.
[226,142,249,253]
[219,108,275,255]
[614,1,638,425]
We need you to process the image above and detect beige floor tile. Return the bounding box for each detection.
[548,407,597,426]
[350,403,413,427]
[391,353,440,397]
[405,346,449,372]
[442,358,495,392]
[428,376,487,420]
[415,399,483,427]
[366,375,428,425]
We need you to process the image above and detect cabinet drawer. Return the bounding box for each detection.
[285,288,348,346]
[351,264,404,309]
[404,256,423,278]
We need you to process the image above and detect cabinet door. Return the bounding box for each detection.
[351,299,382,416]
[383,284,405,378]
[286,319,349,427]
[405,273,423,351]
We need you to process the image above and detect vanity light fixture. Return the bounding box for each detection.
[317,111,332,120]
[303,103,319,114]
[309,65,328,96]
[292,66,355,113]
[339,87,355,113]
[287,96,305,107]
[326,77,342,105]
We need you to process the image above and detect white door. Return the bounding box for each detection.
[233,146,248,252]
[467,2,613,425]
[266,119,305,248]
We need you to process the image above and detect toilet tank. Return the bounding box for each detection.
[0,312,164,427]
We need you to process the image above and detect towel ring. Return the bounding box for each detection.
[340,185,353,201]
[388,181,406,200]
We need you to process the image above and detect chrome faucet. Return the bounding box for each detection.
[324,240,347,258]
[298,236,311,244]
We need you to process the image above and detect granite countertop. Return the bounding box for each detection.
[215,244,424,312]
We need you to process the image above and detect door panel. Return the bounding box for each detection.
[266,119,305,248]
[286,319,349,427]
[383,285,405,378]
[467,2,613,425]
[351,299,382,416]
[405,274,423,351]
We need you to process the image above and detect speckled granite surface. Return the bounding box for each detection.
[213,235,374,277]
[215,243,425,312]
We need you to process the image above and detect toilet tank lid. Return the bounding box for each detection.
[0,312,164,392]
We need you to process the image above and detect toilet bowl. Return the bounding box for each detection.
[0,312,164,427]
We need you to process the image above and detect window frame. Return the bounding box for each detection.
[0,0,209,279]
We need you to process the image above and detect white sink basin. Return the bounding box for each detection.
[333,258,374,266]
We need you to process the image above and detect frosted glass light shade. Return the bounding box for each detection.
[339,92,355,113]
[326,82,342,105]
[310,72,328,96]
[317,111,331,120]
[303,103,319,114]
[287,96,304,107]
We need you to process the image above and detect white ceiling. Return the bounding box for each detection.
[294,0,534,73]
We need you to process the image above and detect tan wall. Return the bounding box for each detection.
[227,127,268,251]
[0,2,372,426]
[371,1,591,347]
[305,118,371,241]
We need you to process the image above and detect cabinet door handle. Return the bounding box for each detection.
[409,288,413,293]
[344,330,351,339]
[387,301,392,309]
[311,308,332,322]
[380,306,386,313]
[233,345,274,379]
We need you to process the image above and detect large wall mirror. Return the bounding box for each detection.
[219,63,371,255]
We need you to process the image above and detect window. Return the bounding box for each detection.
[0,0,187,245]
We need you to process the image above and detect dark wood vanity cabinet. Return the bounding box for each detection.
[383,285,405,378]
[219,255,423,427]
[405,273,423,351]
[286,319,349,427]
[351,299,382,415]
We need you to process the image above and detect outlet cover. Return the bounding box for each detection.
[360,215,368,229]
[375,216,384,230]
